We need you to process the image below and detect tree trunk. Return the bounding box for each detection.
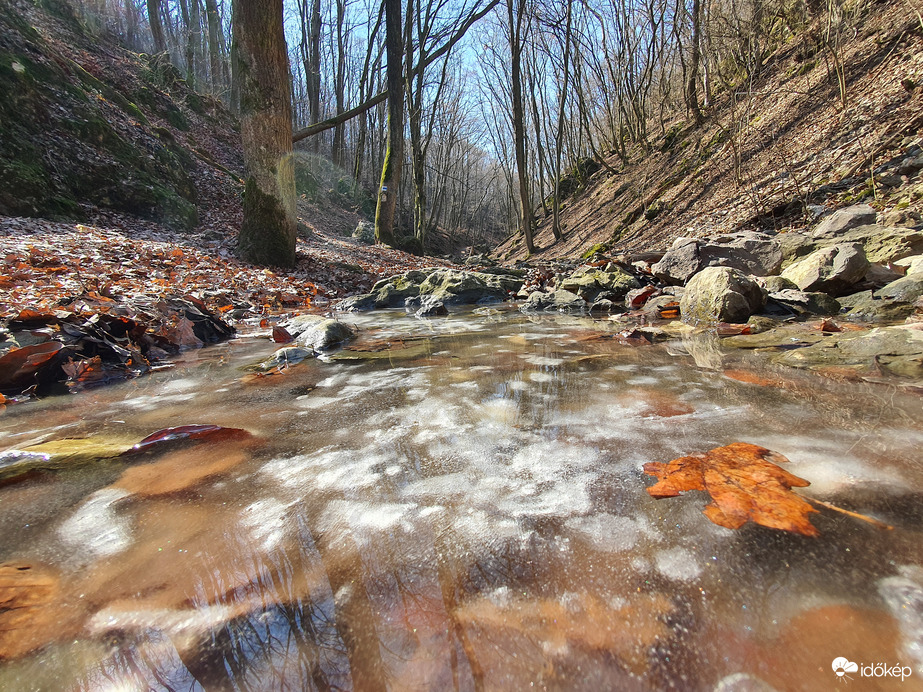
[233,0,297,267]
[687,0,704,124]
[147,0,166,53]
[204,0,223,92]
[551,0,573,243]
[508,0,534,255]
[374,0,405,246]
[331,0,348,168]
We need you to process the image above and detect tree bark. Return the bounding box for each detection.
[233,0,297,267]
[374,0,405,246]
[147,0,167,53]
[687,0,704,125]
[508,0,534,254]
[204,0,223,92]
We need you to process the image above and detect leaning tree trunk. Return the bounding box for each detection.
[233,0,297,267]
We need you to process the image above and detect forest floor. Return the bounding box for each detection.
[0,202,450,322]
[494,0,923,261]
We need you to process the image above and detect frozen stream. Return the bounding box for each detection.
[0,307,921,691]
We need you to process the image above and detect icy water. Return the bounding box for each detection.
[1,307,922,691]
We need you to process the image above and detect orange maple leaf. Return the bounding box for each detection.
[643,442,819,536]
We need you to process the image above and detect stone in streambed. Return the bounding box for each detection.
[767,289,841,316]
[780,243,870,296]
[680,267,767,325]
[282,315,355,350]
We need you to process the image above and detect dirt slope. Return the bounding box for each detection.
[495,0,923,261]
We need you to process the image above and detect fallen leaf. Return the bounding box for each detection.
[123,424,253,455]
[0,341,65,391]
[272,325,294,343]
[643,442,819,536]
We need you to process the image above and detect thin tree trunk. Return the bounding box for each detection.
[204,0,223,92]
[551,0,573,242]
[233,0,297,267]
[508,0,534,254]
[687,0,704,124]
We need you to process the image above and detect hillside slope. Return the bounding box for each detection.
[495,0,923,261]
[0,0,241,230]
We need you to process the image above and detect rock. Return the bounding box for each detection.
[893,254,923,275]
[843,276,923,323]
[415,298,448,317]
[881,209,923,228]
[723,325,828,350]
[680,267,767,325]
[589,298,620,313]
[259,346,313,369]
[876,274,923,303]
[651,238,700,285]
[746,316,780,334]
[780,243,870,295]
[841,295,915,323]
[774,325,923,378]
[651,232,783,285]
[758,276,798,293]
[897,154,923,176]
[768,289,841,316]
[283,315,355,350]
[337,293,376,312]
[837,224,923,264]
[811,204,877,238]
[351,221,375,244]
[520,289,586,313]
[559,265,641,302]
[778,232,816,264]
[416,268,522,305]
[641,295,683,319]
[862,263,903,288]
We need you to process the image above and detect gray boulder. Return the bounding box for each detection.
[758,275,798,293]
[680,267,767,325]
[837,225,923,264]
[780,242,870,295]
[520,289,586,313]
[351,221,375,244]
[417,268,522,304]
[877,275,923,303]
[558,265,641,301]
[768,289,841,316]
[651,232,782,285]
[283,315,356,350]
[651,238,701,285]
[811,204,877,239]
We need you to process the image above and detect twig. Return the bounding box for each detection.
[805,496,894,530]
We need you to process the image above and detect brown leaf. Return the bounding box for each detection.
[643,442,819,536]
[0,341,64,391]
[272,325,294,343]
[123,424,253,455]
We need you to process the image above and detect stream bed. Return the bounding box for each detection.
[0,307,921,691]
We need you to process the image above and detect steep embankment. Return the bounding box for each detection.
[0,0,241,230]
[495,0,923,261]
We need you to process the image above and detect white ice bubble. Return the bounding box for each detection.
[655,547,702,581]
[59,488,132,559]
[566,514,641,552]
[529,371,554,383]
